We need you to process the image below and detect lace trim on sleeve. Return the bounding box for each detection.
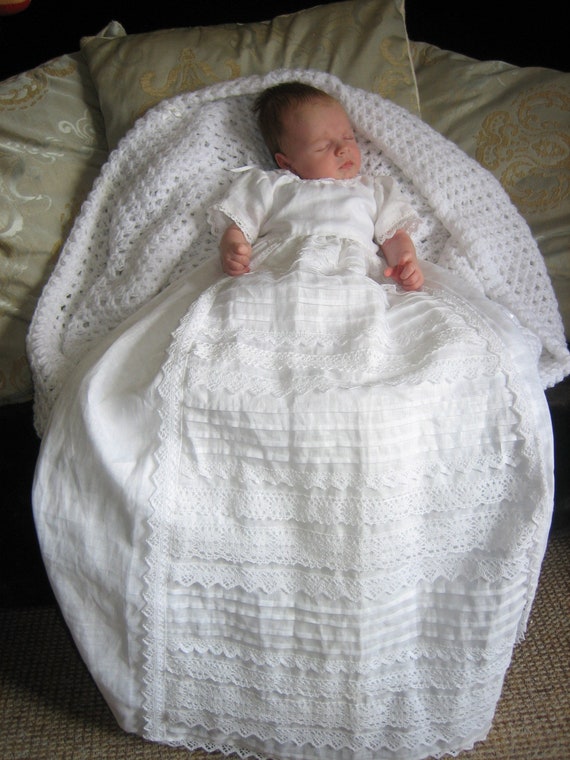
[376,213,422,245]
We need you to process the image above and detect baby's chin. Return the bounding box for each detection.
[297,162,361,180]
[308,167,360,181]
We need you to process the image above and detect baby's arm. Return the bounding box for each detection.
[381,229,424,291]
[220,223,252,276]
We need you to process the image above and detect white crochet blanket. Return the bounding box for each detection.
[28,69,570,434]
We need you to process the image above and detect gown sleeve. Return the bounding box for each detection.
[372,175,420,244]
[208,167,276,245]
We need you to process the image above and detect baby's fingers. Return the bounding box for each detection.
[384,263,423,291]
[383,265,399,281]
[224,259,250,276]
[233,242,251,257]
[398,261,416,281]
[401,267,424,291]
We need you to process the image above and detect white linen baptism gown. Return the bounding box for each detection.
[32,165,555,760]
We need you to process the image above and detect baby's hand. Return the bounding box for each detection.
[220,224,252,276]
[381,230,424,292]
[222,242,252,276]
[384,259,424,291]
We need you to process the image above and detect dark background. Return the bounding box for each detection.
[0,0,568,81]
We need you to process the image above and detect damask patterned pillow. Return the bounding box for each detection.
[80,0,420,149]
[0,53,108,404]
[411,41,570,336]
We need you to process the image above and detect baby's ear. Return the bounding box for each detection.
[275,153,291,170]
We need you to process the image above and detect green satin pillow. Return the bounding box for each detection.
[412,41,570,336]
[0,53,108,403]
[80,0,420,149]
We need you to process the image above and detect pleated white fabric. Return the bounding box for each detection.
[33,246,554,758]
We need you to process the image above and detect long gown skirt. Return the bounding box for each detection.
[32,249,554,760]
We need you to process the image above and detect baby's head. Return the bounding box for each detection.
[253,82,361,181]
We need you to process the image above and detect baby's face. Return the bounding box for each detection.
[275,99,361,180]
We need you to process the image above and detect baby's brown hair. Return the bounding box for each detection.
[253,82,335,159]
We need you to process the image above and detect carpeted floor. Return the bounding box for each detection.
[1,530,569,760]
